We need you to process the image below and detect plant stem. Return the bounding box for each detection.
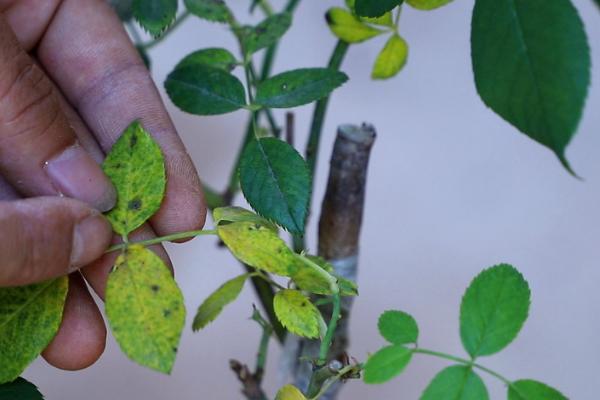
[293,40,350,252]
[413,348,512,386]
[140,11,191,50]
[105,229,217,253]
[309,365,357,400]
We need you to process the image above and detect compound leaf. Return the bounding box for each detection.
[372,34,408,80]
[255,68,348,109]
[0,278,68,384]
[471,0,590,173]
[175,48,238,71]
[363,345,413,384]
[165,65,247,115]
[420,366,489,400]
[192,274,248,331]
[273,290,321,339]
[106,245,185,374]
[133,0,177,37]
[242,13,292,55]
[508,380,567,400]
[217,220,300,277]
[184,0,231,23]
[355,0,403,17]
[103,121,166,236]
[275,385,307,400]
[0,377,44,400]
[460,264,530,358]
[239,138,310,234]
[326,7,384,43]
[406,0,453,10]
[378,310,418,345]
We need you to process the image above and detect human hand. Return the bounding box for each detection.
[0,0,205,371]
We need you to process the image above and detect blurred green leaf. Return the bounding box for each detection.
[420,366,489,400]
[217,220,300,277]
[460,264,530,358]
[239,138,310,234]
[378,310,418,345]
[406,0,453,10]
[103,121,165,236]
[0,378,44,400]
[165,65,246,115]
[372,34,408,79]
[0,278,68,384]
[106,245,185,374]
[471,0,590,173]
[508,380,567,400]
[133,0,177,36]
[184,0,231,23]
[255,68,348,108]
[175,48,238,71]
[242,13,292,55]
[192,274,248,331]
[274,290,322,339]
[326,8,384,43]
[355,0,403,17]
[363,345,413,384]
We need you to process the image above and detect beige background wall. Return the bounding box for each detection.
[26,0,600,398]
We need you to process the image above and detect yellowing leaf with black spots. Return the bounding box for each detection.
[217,221,301,277]
[292,255,358,296]
[372,34,408,80]
[0,277,68,384]
[326,7,384,43]
[192,274,248,331]
[212,206,277,232]
[106,245,185,374]
[273,290,321,339]
[275,385,307,400]
[103,121,166,236]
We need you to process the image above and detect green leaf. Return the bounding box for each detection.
[165,65,247,115]
[292,255,358,296]
[420,366,489,400]
[175,48,238,72]
[406,0,453,10]
[508,380,567,400]
[109,0,134,22]
[274,290,322,339]
[0,378,44,400]
[242,13,292,55]
[372,34,408,80]
[275,384,307,400]
[133,0,177,37]
[184,0,231,23]
[471,0,590,173]
[103,121,166,237]
[213,206,277,232]
[239,138,310,234]
[106,245,185,374]
[363,345,413,384]
[255,68,348,109]
[378,310,418,345]
[217,220,300,277]
[326,7,384,43]
[0,278,68,384]
[363,12,395,27]
[355,0,403,17]
[460,264,530,358]
[192,274,248,331]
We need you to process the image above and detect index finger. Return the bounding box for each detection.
[37,0,206,238]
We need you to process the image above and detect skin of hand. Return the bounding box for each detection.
[0,0,206,371]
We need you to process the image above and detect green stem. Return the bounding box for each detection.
[413,348,512,386]
[309,365,357,400]
[105,229,217,253]
[140,11,191,50]
[293,40,350,252]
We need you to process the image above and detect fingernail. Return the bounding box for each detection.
[71,212,113,271]
[45,144,116,212]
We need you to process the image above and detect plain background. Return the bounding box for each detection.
[26,0,600,399]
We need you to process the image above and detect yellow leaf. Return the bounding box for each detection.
[275,384,307,400]
[372,34,408,80]
[326,7,384,43]
[274,290,322,339]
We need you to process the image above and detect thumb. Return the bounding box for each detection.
[0,197,113,286]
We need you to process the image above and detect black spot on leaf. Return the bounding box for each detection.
[151,285,160,293]
[128,198,142,211]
